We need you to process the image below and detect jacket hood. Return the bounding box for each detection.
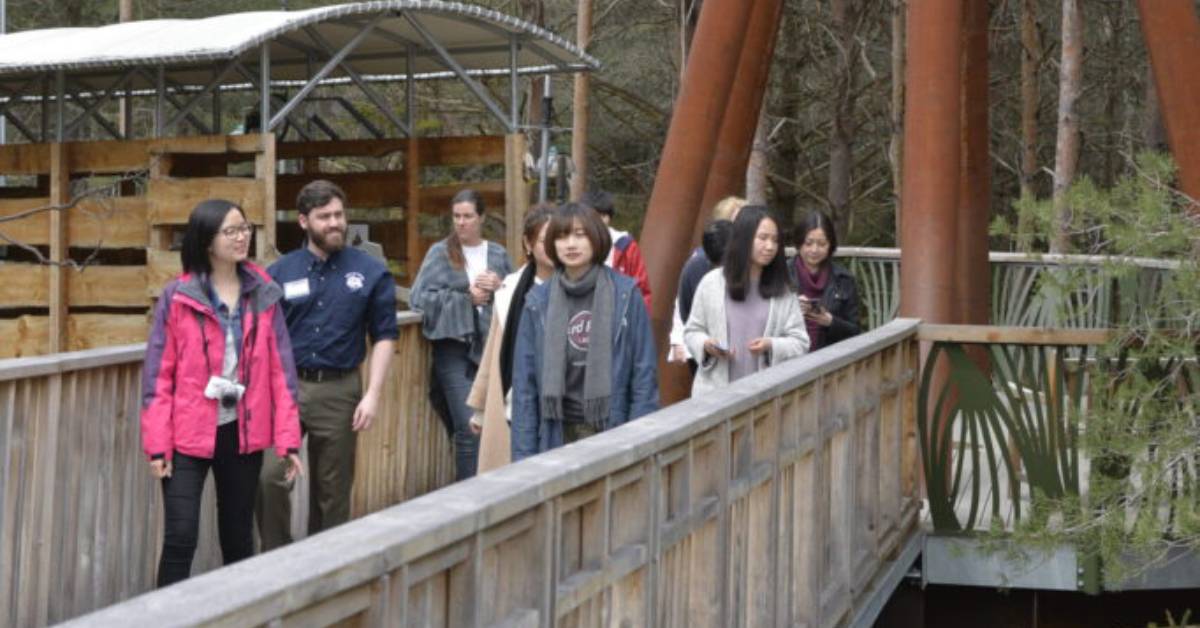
[174,261,283,314]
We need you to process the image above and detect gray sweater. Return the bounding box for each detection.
[683,269,810,397]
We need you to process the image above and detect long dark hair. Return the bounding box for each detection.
[795,210,839,267]
[180,199,245,275]
[445,188,485,270]
[723,205,792,301]
[500,205,557,394]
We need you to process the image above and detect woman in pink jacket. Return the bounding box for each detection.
[141,199,304,586]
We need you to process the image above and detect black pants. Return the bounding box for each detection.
[431,339,480,481]
[157,422,263,587]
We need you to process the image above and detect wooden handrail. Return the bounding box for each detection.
[916,324,1114,346]
[61,319,924,627]
[836,246,1182,270]
[0,311,424,383]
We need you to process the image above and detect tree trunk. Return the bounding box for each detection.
[746,102,771,205]
[1143,66,1168,151]
[1050,0,1083,254]
[570,0,593,200]
[1018,0,1041,201]
[827,0,858,238]
[890,0,906,245]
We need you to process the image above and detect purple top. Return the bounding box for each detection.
[725,279,770,383]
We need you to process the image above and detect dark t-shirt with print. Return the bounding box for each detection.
[562,290,592,423]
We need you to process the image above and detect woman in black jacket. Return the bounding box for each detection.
[792,211,861,350]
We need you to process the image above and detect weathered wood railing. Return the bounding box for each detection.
[62,319,923,628]
[0,313,450,627]
[837,247,1178,331]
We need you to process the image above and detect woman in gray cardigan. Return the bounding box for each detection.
[411,189,512,479]
[683,206,810,397]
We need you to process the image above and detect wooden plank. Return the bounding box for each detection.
[49,143,69,354]
[70,197,149,249]
[147,177,264,225]
[277,171,406,211]
[0,197,52,243]
[270,136,502,165]
[405,136,420,283]
[256,134,278,260]
[505,133,529,269]
[146,249,181,297]
[0,264,50,307]
[916,324,1112,346]
[70,267,148,308]
[277,138,410,161]
[0,316,50,357]
[0,197,147,248]
[0,143,51,175]
[417,136,506,166]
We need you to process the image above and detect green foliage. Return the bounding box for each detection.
[1000,152,1200,586]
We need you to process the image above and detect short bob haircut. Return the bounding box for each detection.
[544,202,611,269]
[723,205,792,301]
[180,199,246,276]
[795,210,839,263]
[296,179,347,216]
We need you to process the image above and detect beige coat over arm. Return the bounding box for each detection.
[466,267,539,473]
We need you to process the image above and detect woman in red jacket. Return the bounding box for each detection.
[141,199,303,586]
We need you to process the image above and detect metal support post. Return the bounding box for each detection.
[638,0,755,358]
[898,0,963,324]
[55,70,65,141]
[154,66,165,137]
[260,44,271,134]
[406,45,416,133]
[1136,0,1200,213]
[537,75,552,203]
[509,35,520,131]
[693,0,785,241]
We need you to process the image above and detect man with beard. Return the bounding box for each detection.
[256,179,398,548]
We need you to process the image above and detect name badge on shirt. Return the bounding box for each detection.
[283,278,311,300]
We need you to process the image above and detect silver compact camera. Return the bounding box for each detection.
[204,376,246,410]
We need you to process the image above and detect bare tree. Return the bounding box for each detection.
[1050,0,1082,253]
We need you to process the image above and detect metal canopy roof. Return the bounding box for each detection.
[0,1,599,90]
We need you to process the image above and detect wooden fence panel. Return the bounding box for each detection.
[60,319,923,628]
[0,316,450,626]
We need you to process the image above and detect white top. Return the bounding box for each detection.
[463,242,489,287]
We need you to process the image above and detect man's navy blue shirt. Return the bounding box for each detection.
[269,246,398,371]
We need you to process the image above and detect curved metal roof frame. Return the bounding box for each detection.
[0,1,598,76]
[0,1,599,140]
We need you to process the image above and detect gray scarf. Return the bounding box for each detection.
[541,264,614,428]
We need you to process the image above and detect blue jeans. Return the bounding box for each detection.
[432,339,480,480]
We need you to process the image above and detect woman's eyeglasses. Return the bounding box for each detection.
[221,224,255,239]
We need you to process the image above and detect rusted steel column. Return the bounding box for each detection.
[640,0,755,353]
[693,0,787,240]
[1136,0,1200,212]
[958,0,991,326]
[898,0,963,324]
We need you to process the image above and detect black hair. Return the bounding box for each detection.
[701,219,734,265]
[796,210,839,262]
[296,179,347,216]
[722,205,792,301]
[545,202,612,268]
[521,204,556,263]
[580,189,615,216]
[180,199,245,275]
